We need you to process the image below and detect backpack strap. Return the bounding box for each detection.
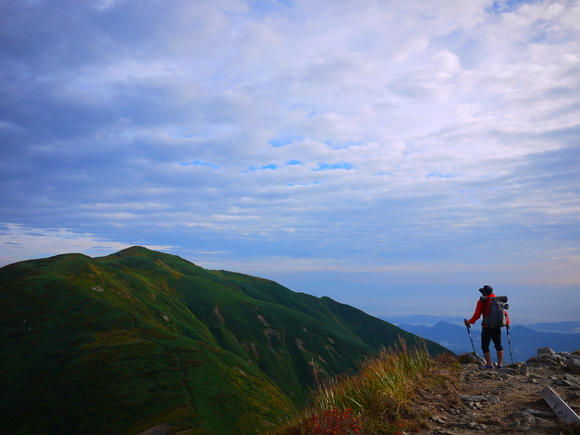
[483,295,492,319]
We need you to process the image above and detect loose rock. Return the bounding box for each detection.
[567,358,580,375]
[424,349,580,435]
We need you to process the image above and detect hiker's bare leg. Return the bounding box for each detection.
[484,352,492,366]
[497,350,504,366]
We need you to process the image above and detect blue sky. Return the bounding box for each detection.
[1,0,579,323]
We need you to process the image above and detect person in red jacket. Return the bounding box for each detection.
[464,285,509,368]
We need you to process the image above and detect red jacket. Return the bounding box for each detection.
[468,293,510,327]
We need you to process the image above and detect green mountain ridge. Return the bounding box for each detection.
[0,246,449,434]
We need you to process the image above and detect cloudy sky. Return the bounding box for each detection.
[1,0,579,323]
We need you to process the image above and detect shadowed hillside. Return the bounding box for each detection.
[0,246,448,434]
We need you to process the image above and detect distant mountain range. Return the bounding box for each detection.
[382,316,580,362]
[525,321,580,334]
[0,247,448,435]
[380,315,466,327]
[382,315,580,334]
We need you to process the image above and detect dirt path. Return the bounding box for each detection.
[424,362,580,434]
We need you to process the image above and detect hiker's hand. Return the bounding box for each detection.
[464,319,470,327]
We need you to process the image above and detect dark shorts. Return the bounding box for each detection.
[481,327,503,353]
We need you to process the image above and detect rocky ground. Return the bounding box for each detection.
[424,349,580,435]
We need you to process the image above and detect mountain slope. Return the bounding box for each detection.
[0,246,448,434]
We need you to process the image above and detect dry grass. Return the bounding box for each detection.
[267,337,461,435]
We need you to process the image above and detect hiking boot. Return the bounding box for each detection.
[483,365,494,369]
[497,365,503,369]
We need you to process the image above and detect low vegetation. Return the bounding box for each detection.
[268,338,461,435]
[0,246,450,434]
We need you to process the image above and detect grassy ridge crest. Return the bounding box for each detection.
[0,246,449,434]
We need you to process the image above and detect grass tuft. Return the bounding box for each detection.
[268,337,460,434]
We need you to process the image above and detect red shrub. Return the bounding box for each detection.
[302,408,363,435]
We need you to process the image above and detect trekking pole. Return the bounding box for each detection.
[506,325,514,364]
[465,322,477,354]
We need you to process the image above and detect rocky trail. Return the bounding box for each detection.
[424,349,580,435]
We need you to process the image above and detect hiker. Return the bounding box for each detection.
[464,285,510,368]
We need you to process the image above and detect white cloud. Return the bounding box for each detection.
[1,0,579,320]
[0,223,173,266]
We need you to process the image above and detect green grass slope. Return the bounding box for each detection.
[0,246,449,434]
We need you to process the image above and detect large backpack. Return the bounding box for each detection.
[481,295,509,328]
